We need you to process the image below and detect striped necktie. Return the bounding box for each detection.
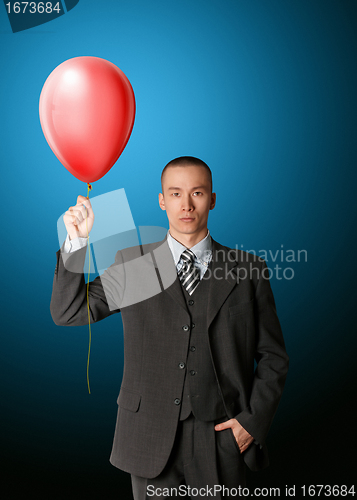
[178,249,200,295]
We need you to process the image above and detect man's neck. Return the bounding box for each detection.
[169,228,208,249]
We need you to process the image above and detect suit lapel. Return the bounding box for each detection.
[150,235,188,314]
[206,238,239,328]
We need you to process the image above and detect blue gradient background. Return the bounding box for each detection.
[1,0,356,498]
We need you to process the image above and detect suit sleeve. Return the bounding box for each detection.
[50,243,124,326]
[235,259,289,446]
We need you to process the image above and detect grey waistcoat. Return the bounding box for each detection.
[178,271,227,421]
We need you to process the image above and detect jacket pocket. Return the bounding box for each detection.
[117,387,141,412]
[229,428,242,454]
[229,299,254,317]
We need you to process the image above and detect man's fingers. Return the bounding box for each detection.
[77,195,93,211]
[66,203,92,222]
[64,213,79,227]
[72,211,84,225]
[71,205,87,221]
[238,435,254,453]
[214,419,234,430]
[65,207,83,223]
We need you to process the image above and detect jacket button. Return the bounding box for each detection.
[174,398,181,405]
[190,346,196,352]
[188,300,194,306]
[182,325,189,331]
[178,362,186,369]
[190,370,196,376]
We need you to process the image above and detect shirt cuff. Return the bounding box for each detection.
[63,233,88,253]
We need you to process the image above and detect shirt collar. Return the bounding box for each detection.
[166,229,212,266]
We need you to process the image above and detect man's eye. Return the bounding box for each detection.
[193,192,202,196]
[172,193,180,196]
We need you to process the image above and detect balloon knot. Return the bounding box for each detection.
[86,183,92,199]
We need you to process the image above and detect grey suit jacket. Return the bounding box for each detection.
[50,234,289,478]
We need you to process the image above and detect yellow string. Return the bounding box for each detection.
[86,182,92,394]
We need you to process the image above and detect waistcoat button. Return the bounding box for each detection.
[190,370,196,376]
[188,300,194,306]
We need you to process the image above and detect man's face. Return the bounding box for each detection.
[159,165,216,240]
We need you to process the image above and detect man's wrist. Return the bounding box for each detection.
[63,233,88,253]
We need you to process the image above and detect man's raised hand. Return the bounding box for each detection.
[63,195,95,241]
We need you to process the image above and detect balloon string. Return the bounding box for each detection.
[86,182,92,394]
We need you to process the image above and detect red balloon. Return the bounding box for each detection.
[39,56,135,183]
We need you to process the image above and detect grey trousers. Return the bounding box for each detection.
[131,413,246,500]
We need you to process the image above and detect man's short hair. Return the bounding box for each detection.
[161,156,212,193]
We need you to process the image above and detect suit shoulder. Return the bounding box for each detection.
[119,239,164,262]
[217,242,265,265]
[237,249,265,265]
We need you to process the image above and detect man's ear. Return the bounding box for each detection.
[158,193,166,211]
[210,192,216,210]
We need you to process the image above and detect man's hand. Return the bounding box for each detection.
[63,195,95,241]
[215,418,254,453]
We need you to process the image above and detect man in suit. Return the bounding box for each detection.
[50,156,289,499]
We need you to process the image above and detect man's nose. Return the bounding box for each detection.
[181,195,194,211]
